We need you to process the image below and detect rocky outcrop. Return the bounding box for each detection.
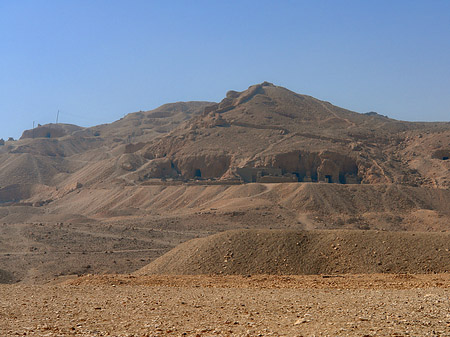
[124,142,146,154]
[140,154,232,180]
[202,82,275,116]
[141,158,178,180]
[56,181,82,198]
[262,150,359,184]
[118,153,145,171]
[136,149,363,184]
[132,152,232,181]
[197,113,230,128]
[174,154,231,179]
[317,159,339,183]
[20,124,82,139]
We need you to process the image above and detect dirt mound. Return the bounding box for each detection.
[136,229,450,275]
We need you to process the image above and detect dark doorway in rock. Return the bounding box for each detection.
[325,175,333,183]
[194,169,202,178]
[432,150,450,160]
[46,132,51,138]
[339,173,346,184]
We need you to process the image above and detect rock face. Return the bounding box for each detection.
[131,148,359,184]
[119,154,145,171]
[174,154,231,180]
[267,150,359,184]
[141,158,177,179]
[202,82,272,116]
[137,154,232,180]
[124,142,146,154]
[232,151,359,183]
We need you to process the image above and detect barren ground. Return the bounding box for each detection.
[2,274,450,337]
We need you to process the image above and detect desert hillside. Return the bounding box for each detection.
[0,82,449,283]
[0,83,448,223]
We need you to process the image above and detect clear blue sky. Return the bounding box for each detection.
[1,1,449,140]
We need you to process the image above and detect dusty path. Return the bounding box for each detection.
[1,274,450,337]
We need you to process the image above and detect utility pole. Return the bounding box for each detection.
[56,110,59,124]
[32,121,35,139]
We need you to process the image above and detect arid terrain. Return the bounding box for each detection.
[1,82,449,336]
[2,274,450,336]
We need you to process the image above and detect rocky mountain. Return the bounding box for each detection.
[137,82,449,187]
[0,82,450,228]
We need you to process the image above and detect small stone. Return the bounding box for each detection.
[294,318,309,325]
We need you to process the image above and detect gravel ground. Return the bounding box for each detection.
[1,274,450,337]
